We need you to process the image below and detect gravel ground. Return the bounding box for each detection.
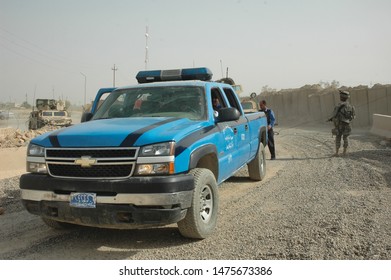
[0,124,390,260]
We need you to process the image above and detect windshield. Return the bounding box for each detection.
[54,111,66,116]
[92,86,206,120]
[42,111,53,116]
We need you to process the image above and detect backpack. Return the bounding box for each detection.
[340,104,355,122]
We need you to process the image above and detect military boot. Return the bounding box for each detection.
[333,148,339,157]
[342,147,348,156]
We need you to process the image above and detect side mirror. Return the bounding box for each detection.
[217,107,241,122]
[81,112,93,122]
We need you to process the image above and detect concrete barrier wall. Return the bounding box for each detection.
[291,91,300,117]
[282,92,293,118]
[319,93,335,122]
[259,85,391,128]
[297,91,310,118]
[370,114,391,139]
[273,94,284,122]
[369,87,388,116]
[351,88,370,127]
[308,94,321,122]
[387,87,391,114]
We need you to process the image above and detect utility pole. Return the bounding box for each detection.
[112,64,118,87]
[80,72,87,106]
[220,60,224,78]
[32,85,36,111]
[145,26,149,70]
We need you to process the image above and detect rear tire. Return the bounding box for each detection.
[178,168,219,239]
[247,144,266,181]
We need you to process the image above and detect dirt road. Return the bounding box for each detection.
[0,124,390,260]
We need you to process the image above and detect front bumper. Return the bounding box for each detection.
[20,173,194,228]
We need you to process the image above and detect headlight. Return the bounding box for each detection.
[135,142,175,175]
[28,144,45,157]
[27,144,47,173]
[140,142,174,156]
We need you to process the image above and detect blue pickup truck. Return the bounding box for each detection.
[20,67,268,239]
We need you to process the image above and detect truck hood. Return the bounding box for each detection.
[32,117,209,148]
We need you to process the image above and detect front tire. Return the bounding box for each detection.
[247,144,266,181]
[178,168,219,239]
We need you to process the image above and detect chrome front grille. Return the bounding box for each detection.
[46,148,137,158]
[45,147,138,179]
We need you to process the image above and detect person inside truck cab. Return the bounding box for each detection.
[212,96,221,111]
[212,96,222,118]
[211,90,224,118]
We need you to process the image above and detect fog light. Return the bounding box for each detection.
[137,164,154,175]
[136,163,174,175]
[27,162,47,173]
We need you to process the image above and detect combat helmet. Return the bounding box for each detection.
[339,90,350,99]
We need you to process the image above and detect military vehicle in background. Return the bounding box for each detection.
[216,76,259,113]
[241,99,259,113]
[240,92,260,113]
[216,75,259,113]
[28,99,72,130]
[216,77,243,95]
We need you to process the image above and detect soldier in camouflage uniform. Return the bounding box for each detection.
[328,90,356,156]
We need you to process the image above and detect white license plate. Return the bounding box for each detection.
[69,192,96,208]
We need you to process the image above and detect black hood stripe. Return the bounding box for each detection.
[120,118,181,147]
[49,127,68,147]
[175,125,218,156]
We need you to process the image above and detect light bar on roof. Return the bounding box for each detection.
[136,67,213,83]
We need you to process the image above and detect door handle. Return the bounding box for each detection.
[245,125,249,130]
[233,127,238,134]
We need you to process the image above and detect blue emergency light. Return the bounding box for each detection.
[136,67,213,83]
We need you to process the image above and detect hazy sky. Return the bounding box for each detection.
[1,0,390,105]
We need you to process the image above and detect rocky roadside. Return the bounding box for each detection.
[0,127,58,148]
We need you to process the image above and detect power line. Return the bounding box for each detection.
[0,26,105,69]
[0,40,75,75]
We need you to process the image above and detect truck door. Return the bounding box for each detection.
[211,87,236,182]
[81,88,116,122]
[211,87,250,182]
[222,87,251,169]
[91,87,117,114]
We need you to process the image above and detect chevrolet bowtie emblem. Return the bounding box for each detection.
[74,156,97,168]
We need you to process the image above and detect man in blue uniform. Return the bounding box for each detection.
[259,100,276,160]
